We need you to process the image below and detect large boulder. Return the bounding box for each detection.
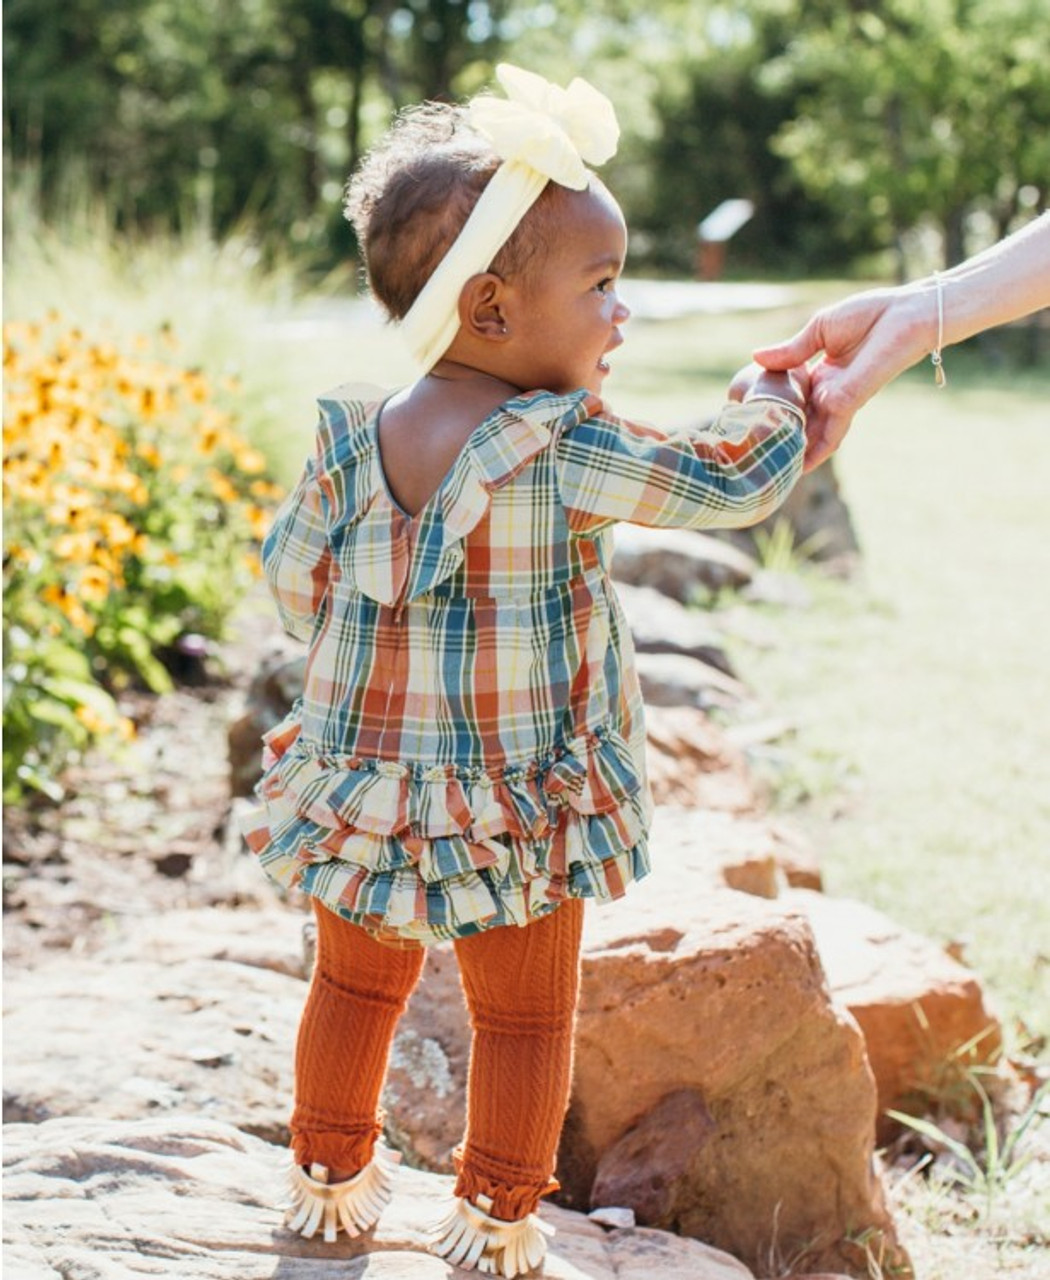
[791,889,1003,1138]
[2,1115,762,1280]
[634,649,747,712]
[611,525,758,600]
[228,651,307,798]
[642,705,758,815]
[615,583,736,674]
[2,908,304,1144]
[561,883,907,1278]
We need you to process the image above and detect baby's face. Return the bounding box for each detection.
[503,184,630,397]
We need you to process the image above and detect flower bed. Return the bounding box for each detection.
[3,315,282,800]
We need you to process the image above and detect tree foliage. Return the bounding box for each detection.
[764,0,1050,267]
[4,0,1047,272]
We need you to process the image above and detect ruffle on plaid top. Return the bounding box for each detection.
[242,386,803,944]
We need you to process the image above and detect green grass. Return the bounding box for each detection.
[586,298,1050,1048]
[705,348,1050,1047]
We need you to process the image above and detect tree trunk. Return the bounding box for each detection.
[943,205,967,268]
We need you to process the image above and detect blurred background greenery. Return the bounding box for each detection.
[5,0,1049,279]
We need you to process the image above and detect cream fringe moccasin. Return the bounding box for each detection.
[430,1193,554,1277]
[286,1145,401,1243]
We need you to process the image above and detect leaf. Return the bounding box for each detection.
[35,640,93,681]
[27,697,89,742]
[115,627,173,692]
[15,761,65,803]
[40,676,119,718]
[886,1109,982,1181]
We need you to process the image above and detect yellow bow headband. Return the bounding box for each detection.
[399,63,620,371]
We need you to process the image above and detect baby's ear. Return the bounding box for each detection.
[459,272,510,340]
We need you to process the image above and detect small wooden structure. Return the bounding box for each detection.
[696,198,754,280]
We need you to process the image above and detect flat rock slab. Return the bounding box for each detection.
[2,1115,758,1280]
[3,912,304,1143]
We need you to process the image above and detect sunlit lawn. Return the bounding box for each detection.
[731,364,1050,1049]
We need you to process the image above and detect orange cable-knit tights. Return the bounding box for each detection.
[291,898,584,1221]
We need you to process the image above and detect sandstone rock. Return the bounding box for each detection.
[2,916,302,1144]
[561,883,909,1278]
[590,1089,717,1225]
[383,944,471,1170]
[767,820,824,891]
[2,1115,759,1280]
[635,650,747,712]
[612,525,758,600]
[643,705,758,814]
[615,583,735,674]
[228,651,306,798]
[790,889,1003,1138]
[647,805,802,899]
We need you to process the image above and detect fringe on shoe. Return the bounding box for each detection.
[286,1145,401,1243]
[429,1193,554,1277]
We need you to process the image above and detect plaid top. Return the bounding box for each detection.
[243,386,803,944]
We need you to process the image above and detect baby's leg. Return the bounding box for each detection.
[452,899,584,1220]
[291,900,425,1175]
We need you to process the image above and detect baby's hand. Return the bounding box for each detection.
[726,361,809,414]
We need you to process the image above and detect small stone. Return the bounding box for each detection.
[189,1047,236,1069]
[153,851,194,878]
[589,1206,636,1230]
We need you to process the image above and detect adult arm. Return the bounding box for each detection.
[754,212,1050,470]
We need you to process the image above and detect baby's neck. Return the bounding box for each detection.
[426,358,522,392]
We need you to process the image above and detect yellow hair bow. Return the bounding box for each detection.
[468,64,620,191]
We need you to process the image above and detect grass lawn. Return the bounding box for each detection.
[596,297,1050,1051]
[735,368,1050,1049]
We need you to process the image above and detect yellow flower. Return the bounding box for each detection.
[41,583,95,634]
[75,704,112,735]
[208,469,239,504]
[78,565,112,604]
[246,505,273,540]
[233,446,267,475]
[53,531,98,564]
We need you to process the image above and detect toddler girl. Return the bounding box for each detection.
[243,63,807,1277]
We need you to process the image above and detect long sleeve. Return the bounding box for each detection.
[555,397,804,535]
[262,454,332,642]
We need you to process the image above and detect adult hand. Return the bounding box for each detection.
[753,286,930,470]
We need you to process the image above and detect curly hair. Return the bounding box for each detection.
[343,101,569,320]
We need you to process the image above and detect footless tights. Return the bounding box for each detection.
[290,898,584,1220]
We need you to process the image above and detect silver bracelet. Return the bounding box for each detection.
[930,272,947,387]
